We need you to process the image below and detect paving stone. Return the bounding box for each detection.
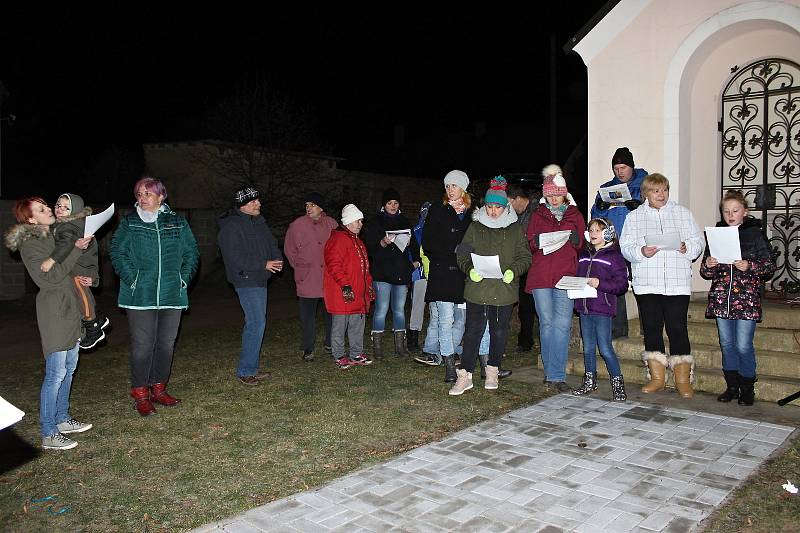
[637,510,674,531]
[459,515,512,532]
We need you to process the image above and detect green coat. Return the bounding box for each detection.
[457,219,531,306]
[4,224,83,355]
[110,205,199,310]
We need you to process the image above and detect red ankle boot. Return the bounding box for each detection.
[130,386,156,416]
[150,382,181,407]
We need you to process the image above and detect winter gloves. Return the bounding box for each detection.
[342,285,355,303]
[469,269,514,283]
[596,195,641,211]
[624,199,641,211]
[569,230,581,246]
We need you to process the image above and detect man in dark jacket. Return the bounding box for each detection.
[218,187,284,385]
[508,184,536,355]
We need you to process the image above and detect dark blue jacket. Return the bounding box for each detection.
[217,208,283,288]
[590,168,648,234]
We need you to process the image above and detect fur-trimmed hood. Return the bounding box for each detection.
[4,223,51,252]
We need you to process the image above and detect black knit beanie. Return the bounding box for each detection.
[612,147,635,168]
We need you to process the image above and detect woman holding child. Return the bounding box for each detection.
[5,197,94,450]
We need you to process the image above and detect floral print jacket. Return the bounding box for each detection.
[700,217,775,322]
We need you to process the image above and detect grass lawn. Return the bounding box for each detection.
[0,317,548,532]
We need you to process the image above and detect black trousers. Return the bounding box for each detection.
[298,297,332,352]
[460,302,513,373]
[127,309,182,387]
[517,272,536,349]
[611,293,629,339]
[634,294,690,355]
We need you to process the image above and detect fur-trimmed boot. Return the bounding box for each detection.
[669,354,695,399]
[371,331,384,359]
[641,351,668,393]
[738,375,756,406]
[572,372,598,396]
[718,370,740,402]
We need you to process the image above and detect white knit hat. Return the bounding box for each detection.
[443,170,469,191]
[341,204,364,225]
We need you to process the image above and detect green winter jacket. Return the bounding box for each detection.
[4,224,83,355]
[110,205,199,310]
[457,210,531,307]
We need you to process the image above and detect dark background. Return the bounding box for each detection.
[0,7,608,204]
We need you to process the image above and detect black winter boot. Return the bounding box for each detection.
[479,355,488,380]
[393,330,410,357]
[407,330,420,353]
[80,319,106,350]
[443,355,457,383]
[371,331,384,359]
[738,375,756,406]
[572,372,598,396]
[717,370,740,402]
[610,375,627,402]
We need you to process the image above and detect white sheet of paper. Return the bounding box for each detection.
[540,230,571,255]
[567,285,598,300]
[0,395,25,430]
[386,229,411,252]
[645,232,681,251]
[599,184,632,204]
[705,226,742,264]
[556,276,591,290]
[471,253,503,279]
[84,203,115,237]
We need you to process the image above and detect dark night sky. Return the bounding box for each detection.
[0,7,607,201]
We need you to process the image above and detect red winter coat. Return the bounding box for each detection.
[323,227,374,314]
[525,200,586,292]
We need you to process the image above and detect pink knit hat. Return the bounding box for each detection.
[542,164,568,197]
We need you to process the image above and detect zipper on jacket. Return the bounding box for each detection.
[156,216,162,307]
[583,252,594,314]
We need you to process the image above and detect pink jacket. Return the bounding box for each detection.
[284,213,337,298]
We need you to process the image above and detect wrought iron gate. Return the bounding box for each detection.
[721,58,800,292]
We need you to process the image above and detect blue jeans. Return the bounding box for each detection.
[372,282,408,332]
[40,342,80,437]
[579,314,621,377]
[533,288,574,382]
[423,301,465,357]
[235,287,267,377]
[716,318,757,378]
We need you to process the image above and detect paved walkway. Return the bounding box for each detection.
[191,395,795,533]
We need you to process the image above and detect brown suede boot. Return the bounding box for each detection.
[150,382,181,407]
[130,386,156,416]
[670,355,694,398]
[641,352,667,393]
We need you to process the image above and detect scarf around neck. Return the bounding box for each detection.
[136,204,166,223]
[477,205,518,229]
[448,198,466,215]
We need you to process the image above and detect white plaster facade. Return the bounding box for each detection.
[573,0,800,292]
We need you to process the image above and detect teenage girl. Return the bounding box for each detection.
[700,190,776,406]
[573,218,630,401]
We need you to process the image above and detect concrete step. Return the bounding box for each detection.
[557,352,800,405]
[626,318,799,354]
[685,300,798,330]
[604,337,800,380]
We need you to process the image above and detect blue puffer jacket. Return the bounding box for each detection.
[574,243,629,317]
[110,205,200,310]
[590,168,648,234]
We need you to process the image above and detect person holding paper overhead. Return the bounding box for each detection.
[700,190,776,406]
[363,188,421,357]
[110,177,199,416]
[591,147,647,339]
[619,173,703,398]
[39,193,109,351]
[422,170,473,383]
[525,165,585,393]
[448,177,530,395]
[5,197,94,450]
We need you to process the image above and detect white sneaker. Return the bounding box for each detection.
[42,433,77,450]
[57,418,93,434]
[449,369,473,396]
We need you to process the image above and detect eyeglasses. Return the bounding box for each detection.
[55,204,70,210]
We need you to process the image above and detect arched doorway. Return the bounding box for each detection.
[720,58,800,292]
